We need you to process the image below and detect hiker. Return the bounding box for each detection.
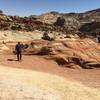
[15,42,23,61]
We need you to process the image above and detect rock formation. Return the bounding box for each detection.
[22,38,100,69]
[0,8,100,38]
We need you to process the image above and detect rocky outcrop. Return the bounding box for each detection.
[39,12,60,24]
[39,8,100,36]
[0,8,100,37]
[23,38,100,69]
[79,22,100,36]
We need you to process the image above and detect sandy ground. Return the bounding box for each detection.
[0,30,100,99]
[0,54,100,88]
[0,52,100,100]
[0,65,100,100]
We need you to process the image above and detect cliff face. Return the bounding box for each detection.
[39,9,100,36]
[0,8,100,37]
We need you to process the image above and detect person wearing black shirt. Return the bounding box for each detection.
[15,42,23,61]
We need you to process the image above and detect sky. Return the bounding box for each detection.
[0,0,100,16]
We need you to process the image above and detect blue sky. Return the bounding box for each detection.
[0,0,100,16]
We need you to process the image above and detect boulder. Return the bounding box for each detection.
[65,63,81,69]
[81,61,100,69]
[37,46,53,55]
[53,56,68,65]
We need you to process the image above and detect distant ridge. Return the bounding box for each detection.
[0,8,100,38]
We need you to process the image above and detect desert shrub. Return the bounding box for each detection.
[11,24,22,30]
